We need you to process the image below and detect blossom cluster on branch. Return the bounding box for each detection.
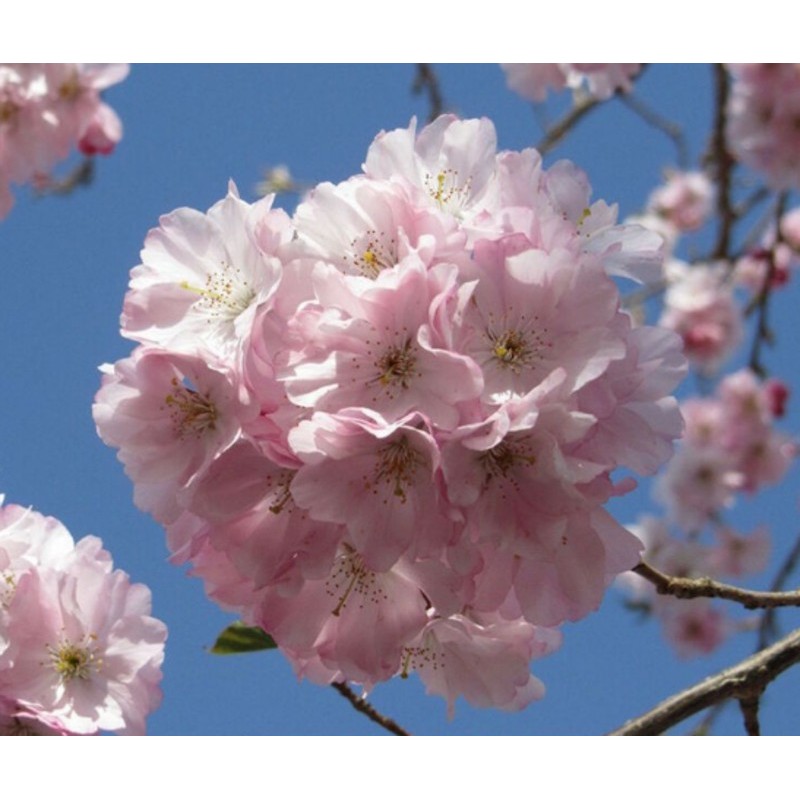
[94,115,687,713]
[0,498,166,735]
[620,369,795,656]
[0,63,127,218]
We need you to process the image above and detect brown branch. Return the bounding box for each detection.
[633,561,800,609]
[609,625,800,735]
[618,93,688,168]
[738,691,761,735]
[332,681,410,736]
[536,97,601,155]
[758,532,800,650]
[412,64,444,123]
[708,64,736,261]
[34,157,94,197]
[748,191,789,377]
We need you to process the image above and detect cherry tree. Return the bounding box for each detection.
[2,62,799,740]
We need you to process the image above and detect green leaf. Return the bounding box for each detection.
[210,622,277,655]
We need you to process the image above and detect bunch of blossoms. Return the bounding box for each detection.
[501,64,641,102]
[0,498,166,735]
[659,260,743,375]
[726,64,800,190]
[645,170,715,235]
[94,115,687,713]
[734,205,800,293]
[0,63,128,219]
[620,370,796,656]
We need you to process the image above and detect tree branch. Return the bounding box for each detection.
[618,93,688,168]
[747,191,789,377]
[633,561,800,609]
[708,64,736,261]
[738,691,761,735]
[758,532,800,650]
[412,64,444,123]
[536,97,601,155]
[332,681,410,736]
[609,625,800,735]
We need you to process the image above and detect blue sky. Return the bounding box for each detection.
[2,64,798,736]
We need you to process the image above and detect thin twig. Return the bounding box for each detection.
[332,681,410,736]
[738,691,761,735]
[633,561,800,609]
[609,625,800,735]
[33,158,94,197]
[758,532,800,650]
[735,185,771,221]
[618,93,689,168]
[412,64,444,123]
[748,191,789,377]
[708,64,736,261]
[536,97,601,155]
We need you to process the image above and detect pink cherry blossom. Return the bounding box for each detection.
[96,114,687,711]
[647,170,715,232]
[727,64,800,189]
[0,63,127,218]
[501,64,641,102]
[93,347,249,523]
[0,502,165,735]
[660,260,742,374]
[122,183,291,367]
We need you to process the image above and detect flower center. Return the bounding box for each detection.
[267,470,296,515]
[374,339,418,390]
[373,436,423,502]
[58,72,82,101]
[489,329,534,372]
[180,262,256,322]
[401,635,444,678]
[349,230,397,278]
[163,378,218,439]
[48,635,100,683]
[0,573,15,608]
[478,439,536,487]
[424,169,471,215]
[325,550,387,617]
[0,100,18,124]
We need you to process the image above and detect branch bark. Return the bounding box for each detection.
[412,64,444,123]
[610,625,800,735]
[708,64,736,261]
[633,561,800,609]
[332,681,410,736]
[536,97,601,155]
[747,192,789,377]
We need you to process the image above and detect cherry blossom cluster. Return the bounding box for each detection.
[501,64,641,102]
[619,516,769,657]
[94,115,687,713]
[620,369,796,656]
[726,64,800,190]
[734,206,800,293]
[657,214,799,375]
[659,260,743,375]
[0,63,128,219]
[646,170,715,236]
[0,498,166,735]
